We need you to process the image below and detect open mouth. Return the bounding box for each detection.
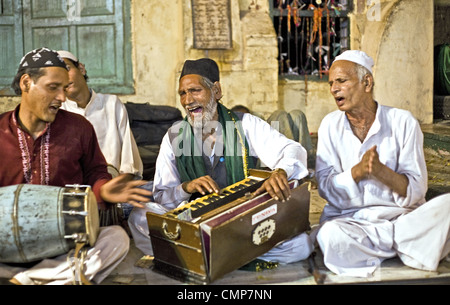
[187,105,203,114]
[335,96,345,105]
[49,105,60,112]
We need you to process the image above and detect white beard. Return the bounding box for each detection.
[187,95,218,135]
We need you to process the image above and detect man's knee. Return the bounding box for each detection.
[317,220,341,245]
[97,225,130,254]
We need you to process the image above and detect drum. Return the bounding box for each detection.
[0,184,99,263]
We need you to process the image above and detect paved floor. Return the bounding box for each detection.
[2,123,449,286]
[100,184,450,285]
[99,122,450,285]
[100,122,450,286]
[422,121,450,199]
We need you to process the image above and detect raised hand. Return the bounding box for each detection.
[100,174,153,208]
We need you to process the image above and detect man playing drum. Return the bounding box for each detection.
[0,47,152,285]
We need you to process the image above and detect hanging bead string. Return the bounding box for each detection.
[277,0,284,74]
[228,111,249,178]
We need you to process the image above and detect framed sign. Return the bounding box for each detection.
[191,0,232,49]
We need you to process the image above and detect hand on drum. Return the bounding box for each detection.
[100,174,153,208]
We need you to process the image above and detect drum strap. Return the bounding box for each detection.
[67,242,92,285]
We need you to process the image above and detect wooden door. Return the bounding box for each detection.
[0,0,133,95]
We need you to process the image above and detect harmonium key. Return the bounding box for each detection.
[167,177,266,221]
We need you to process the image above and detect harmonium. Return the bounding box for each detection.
[146,169,310,284]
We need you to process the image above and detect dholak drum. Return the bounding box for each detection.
[0,184,99,263]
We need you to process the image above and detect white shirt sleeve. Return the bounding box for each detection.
[315,115,365,211]
[89,93,143,178]
[113,99,144,178]
[390,114,428,208]
[152,131,191,209]
[63,91,143,178]
[241,113,309,180]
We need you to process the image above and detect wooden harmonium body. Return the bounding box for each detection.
[146,169,310,284]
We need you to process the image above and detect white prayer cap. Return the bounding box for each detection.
[333,50,374,74]
[57,50,79,63]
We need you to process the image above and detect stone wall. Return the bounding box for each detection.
[280,0,435,131]
[0,0,438,131]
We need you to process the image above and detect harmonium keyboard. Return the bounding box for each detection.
[146,169,310,284]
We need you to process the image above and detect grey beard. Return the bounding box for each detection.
[187,96,218,135]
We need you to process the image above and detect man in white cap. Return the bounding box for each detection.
[57,50,142,181]
[57,50,144,225]
[314,50,450,277]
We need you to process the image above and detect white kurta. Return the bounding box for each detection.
[128,112,313,261]
[61,90,143,178]
[315,103,450,276]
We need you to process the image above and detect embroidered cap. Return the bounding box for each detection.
[180,58,220,83]
[333,50,374,74]
[18,47,68,71]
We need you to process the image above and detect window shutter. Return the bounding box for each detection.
[0,0,24,95]
[1,0,133,95]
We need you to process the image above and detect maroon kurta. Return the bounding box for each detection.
[0,106,112,207]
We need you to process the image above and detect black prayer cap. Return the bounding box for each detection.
[17,47,68,72]
[180,58,220,83]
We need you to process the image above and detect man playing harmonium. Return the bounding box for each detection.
[128,58,314,265]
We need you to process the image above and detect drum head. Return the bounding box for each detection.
[85,188,100,246]
[63,186,100,247]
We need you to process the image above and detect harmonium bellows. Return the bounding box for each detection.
[146,169,310,284]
